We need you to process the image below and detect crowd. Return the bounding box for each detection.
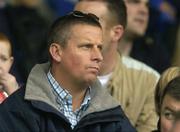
[0,0,179,132]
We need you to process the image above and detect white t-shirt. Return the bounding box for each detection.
[97,72,112,88]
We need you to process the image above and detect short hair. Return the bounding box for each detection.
[47,11,102,47]
[78,0,127,28]
[155,67,180,115]
[0,32,12,56]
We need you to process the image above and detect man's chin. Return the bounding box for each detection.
[85,77,97,85]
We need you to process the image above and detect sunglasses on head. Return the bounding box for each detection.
[68,11,99,22]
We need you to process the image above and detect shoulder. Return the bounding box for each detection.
[0,87,33,114]
[121,56,160,79]
[85,80,121,114]
[91,80,120,108]
[0,87,40,131]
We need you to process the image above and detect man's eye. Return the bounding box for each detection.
[98,45,103,51]
[163,111,175,120]
[82,44,92,49]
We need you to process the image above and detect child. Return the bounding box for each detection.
[0,33,19,103]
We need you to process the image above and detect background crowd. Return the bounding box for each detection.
[0,0,180,132]
[0,0,179,83]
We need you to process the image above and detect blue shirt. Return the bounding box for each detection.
[47,70,91,128]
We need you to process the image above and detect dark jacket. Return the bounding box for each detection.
[0,63,136,132]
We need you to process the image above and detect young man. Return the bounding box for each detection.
[122,0,170,73]
[0,11,135,131]
[0,33,19,103]
[118,0,149,56]
[75,0,159,131]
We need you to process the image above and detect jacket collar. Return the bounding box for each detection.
[24,62,120,116]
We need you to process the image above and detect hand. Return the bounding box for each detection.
[0,69,19,95]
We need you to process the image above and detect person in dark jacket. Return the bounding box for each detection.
[0,11,135,132]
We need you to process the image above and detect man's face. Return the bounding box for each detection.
[160,94,180,132]
[75,1,113,53]
[0,41,13,73]
[60,24,103,84]
[124,0,149,38]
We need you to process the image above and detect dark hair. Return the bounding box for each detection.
[162,76,180,103]
[47,11,101,47]
[78,0,127,28]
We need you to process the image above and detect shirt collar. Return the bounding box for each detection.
[47,70,91,109]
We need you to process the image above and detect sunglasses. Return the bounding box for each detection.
[68,11,99,22]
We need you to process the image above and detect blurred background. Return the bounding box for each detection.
[0,0,179,83]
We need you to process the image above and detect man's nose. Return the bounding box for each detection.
[171,120,180,132]
[138,2,149,15]
[91,47,103,63]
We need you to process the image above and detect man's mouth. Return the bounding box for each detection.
[88,66,100,73]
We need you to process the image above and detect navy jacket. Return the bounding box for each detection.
[0,63,136,132]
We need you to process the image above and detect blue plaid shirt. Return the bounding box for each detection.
[47,71,91,129]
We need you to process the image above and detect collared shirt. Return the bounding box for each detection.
[47,70,91,129]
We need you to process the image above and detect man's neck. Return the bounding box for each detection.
[118,35,134,56]
[60,81,88,111]
[51,67,88,111]
[72,89,87,111]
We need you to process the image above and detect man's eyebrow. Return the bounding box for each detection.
[164,106,180,114]
[163,106,175,112]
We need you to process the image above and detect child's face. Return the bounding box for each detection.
[0,41,13,73]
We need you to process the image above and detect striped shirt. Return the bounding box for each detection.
[47,71,91,128]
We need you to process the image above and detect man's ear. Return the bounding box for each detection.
[111,25,124,42]
[49,43,62,62]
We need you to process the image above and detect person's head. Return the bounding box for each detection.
[123,0,149,39]
[48,11,103,85]
[155,67,180,132]
[160,76,180,132]
[0,33,14,73]
[75,0,127,53]
[155,67,180,115]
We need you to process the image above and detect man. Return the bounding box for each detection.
[75,0,160,131]
[0,11,135,131]
[123,0,170,73]
[118,0,149,56]
[0,33,19,103]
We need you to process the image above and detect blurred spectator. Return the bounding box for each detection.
[0,33,19,103]
[131,0,175,73]
[0,0,49,82]
[154,67,180,132]
[171,0,180,67]
[118,0,149,56]
[7,0,55,23]
[172,26,180,67]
